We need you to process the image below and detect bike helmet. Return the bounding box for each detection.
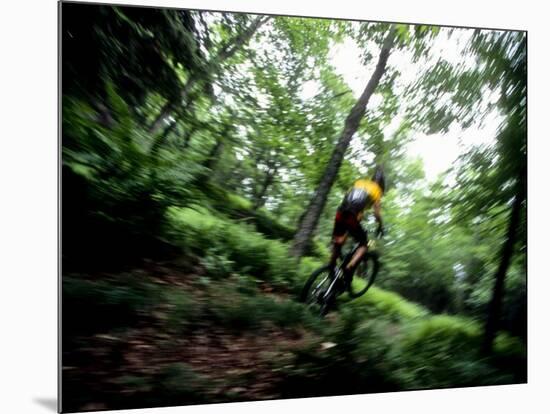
[372,165,385,193]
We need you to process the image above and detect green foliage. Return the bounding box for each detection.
[159,273,322,333]
[61,6,527,410]
[63,85,203,268]
[153,363,209,402]
[348,286,428,321]
[63,3,208,106]
[115,363,211,407]
[280,307,523,398]
[201,183,298,242]
[166,206,300,288]
[391,315,522,388]
[163,290,200,332]
[206,287,320,332]
[63,275,163,333]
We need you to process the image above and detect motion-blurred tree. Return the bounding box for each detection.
[453,31,526,352]
[291,25,397,257]
[62,4,208,122]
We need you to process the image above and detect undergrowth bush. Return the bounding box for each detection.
[278,304,526,397]
[277,307,402,398]
[203,282,321,332]
[344,286,428,322]
[63,275,163,334]
[112,363,210,409]
[389,315,524,388]
[166,206,301,289]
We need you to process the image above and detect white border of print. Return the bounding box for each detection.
[1,0,548,413]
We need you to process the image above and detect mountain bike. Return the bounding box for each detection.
[300,239,380,316]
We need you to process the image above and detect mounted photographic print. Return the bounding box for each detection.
[60,1,527,412]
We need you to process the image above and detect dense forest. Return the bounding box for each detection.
[61,3,526,412]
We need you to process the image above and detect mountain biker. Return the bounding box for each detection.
[329,165,385,290]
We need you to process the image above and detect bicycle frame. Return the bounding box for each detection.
[321,268,342,302]
[300,236,380,316]
[321,244,359,301]
[321,240,377,302]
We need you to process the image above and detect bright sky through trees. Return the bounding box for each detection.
[316,25,503,182]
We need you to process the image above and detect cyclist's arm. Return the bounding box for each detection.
[373,200,384,237]
[373,200,382,226]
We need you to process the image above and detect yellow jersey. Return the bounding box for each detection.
[353,179,382,205]
[340,179,382,215]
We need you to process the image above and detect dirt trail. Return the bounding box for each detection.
[62,260,321,410]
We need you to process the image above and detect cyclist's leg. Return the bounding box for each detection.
[330,210,348,271]
[344,216,369,282]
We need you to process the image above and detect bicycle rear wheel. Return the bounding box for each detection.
[300,265,336,316]
[348,251,379,298]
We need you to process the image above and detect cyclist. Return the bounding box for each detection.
[329,165,385,290]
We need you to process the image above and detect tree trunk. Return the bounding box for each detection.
[147,119,179,188]
[254,163,278,210]
[482,177,526,354]
[291,27,396,257]
[203,138,225,172]
[180,104,201,151]
[148,79,198,134]
[149,119,178,161]
[93,99,114,129]
[148,16,268,134]
[182,125,198,150]
[200,121,233,181]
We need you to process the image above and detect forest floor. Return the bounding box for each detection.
[62,259,335,412]
[61,253,526,412]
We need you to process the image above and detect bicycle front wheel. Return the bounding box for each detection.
[300,265,335,315]
[348,251,380,298]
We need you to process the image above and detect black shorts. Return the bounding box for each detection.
[332,208,367,245]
